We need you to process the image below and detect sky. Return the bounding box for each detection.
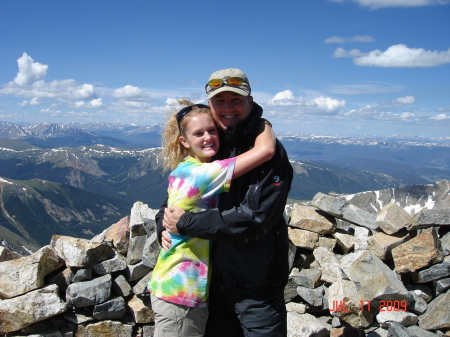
[0,0,449,138]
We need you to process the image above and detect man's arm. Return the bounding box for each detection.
[155,198,173,249]
[173,140,293,243]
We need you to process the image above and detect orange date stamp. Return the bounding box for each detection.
[329,300,408,312]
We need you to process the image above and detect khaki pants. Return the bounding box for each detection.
[151,294,209,337]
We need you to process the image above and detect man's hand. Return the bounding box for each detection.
[163,206,185,235]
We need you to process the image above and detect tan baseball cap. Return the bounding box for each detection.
[205,68,251,99]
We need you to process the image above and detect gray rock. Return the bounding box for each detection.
[376,202,413,235]
[93,253,127,275]
[0,246,22,262]
[386,321,411,337]
[129,201,158,238]
[354,226,370,251]
[368,232,409,260]
[0,284,67,334]
[93,296,126,320]
[410,262,450,283]
[434,277,450,295]
[418,291,450,330]
[313,246,345,284]
[288,227,319,250]
[406,325,439,336]
[332,230,355,253]
[376,309,418,328]
[311,192,378,231]
[409,209,450,230]
[132,271,152,295]
[50,235,114,268]
[286,312,330,337]
[127,295,154,324]
[112,274,133,297]
[441,231,450,255]
[75,320,133,336]
[340,250,410,303]
[126,234,147,265]
[63,307,94,324]
[141,232,161,268]
[406,283,433,303]
[368,327,389,337]
[72,268,92,282]
[296,285,324,307]
[289,205,336,234]
[0,245,64,299]
[293,268,322,289]
[125,261,152,282]
[407,291,428,315]
[66,274,112,307]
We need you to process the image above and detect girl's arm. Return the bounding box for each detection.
[233,119,275,178]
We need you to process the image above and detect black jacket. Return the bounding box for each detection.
[156,103,293,290]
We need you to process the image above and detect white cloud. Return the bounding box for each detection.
[90,98,103,108]
[267,90,298,106]
[325,35,375,43]
[72,98,103,109]
[400,112,416,120]
[74,84,97,100]
[437,107,450,112]
[307,96,346,113]
[333,47,367,58]
[111,85,146,99]
[329,0,450,9]
[395,96,415,104]
[1,79,99,101]
[1,53,99,103]
[352,44,450,67]
[430,113,449,120]
[17,97,41,107]
[14,53,48,85]
[267,90,345,115]
[329,81,404,95]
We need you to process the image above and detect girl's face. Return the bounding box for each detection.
[179,113,220,163]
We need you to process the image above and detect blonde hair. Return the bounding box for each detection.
[160,98,213,171]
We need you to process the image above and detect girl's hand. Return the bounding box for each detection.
[161,230,172,250]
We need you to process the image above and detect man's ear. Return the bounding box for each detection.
[248,96,254,107]
[179,136,190,149]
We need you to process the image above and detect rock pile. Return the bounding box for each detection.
[0,185,449,336]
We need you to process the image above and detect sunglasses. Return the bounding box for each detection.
[206,77,245,88]
[176,104,210,126]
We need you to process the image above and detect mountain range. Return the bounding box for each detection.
[0,121,449,254]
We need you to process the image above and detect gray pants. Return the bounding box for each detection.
[151,294,209,337]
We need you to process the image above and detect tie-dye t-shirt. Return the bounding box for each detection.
[149,156,236,308]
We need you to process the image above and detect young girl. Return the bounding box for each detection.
[149,99,275,337]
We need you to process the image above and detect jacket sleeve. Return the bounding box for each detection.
[177,140,293,243]
[155,197,168,245]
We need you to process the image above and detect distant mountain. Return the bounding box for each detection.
[0,141,169,208]
[0,177,131,255]
[288,160,427,201]
[340,179,450,216]
[1,121,449,182]
[0,121,161,149]
[279,132,450,183]
[0,139,425,204]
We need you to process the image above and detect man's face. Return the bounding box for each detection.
[208,91,253,131]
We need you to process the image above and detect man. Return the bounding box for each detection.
[158,68,293,336]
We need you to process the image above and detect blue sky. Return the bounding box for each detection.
[1,0,449,138]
